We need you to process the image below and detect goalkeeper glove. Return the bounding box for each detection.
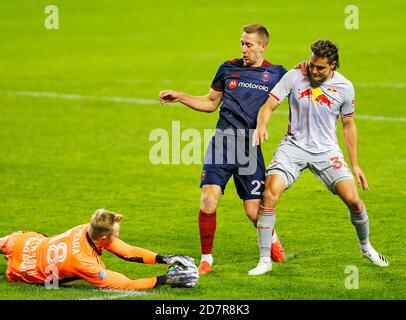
[157,254,196,269]
[164,263,199,288]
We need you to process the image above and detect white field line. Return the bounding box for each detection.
[3,90,406,123]
[78,289,149,300]
[355,82,406,89]
[5,90,157,105]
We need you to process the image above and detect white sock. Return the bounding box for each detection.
[257,206,276,258]
[201,254,213,265]
[260,257,271,264]
[350,204,371,252]
[361,242,372,252]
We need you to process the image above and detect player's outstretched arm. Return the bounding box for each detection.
[342,116,369,190]
[77,264,198,290]
[85,269,160,290]
[105,238,159,264]
[253,96,280,146]
[105,239,197,269]
[158,89,222,113]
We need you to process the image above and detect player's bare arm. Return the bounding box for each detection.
[342,115,369,190]
[158,89,223,113]
[253,96,280,146]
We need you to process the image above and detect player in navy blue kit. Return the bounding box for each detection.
[159,24,287,274]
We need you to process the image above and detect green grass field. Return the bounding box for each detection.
[0,0,405,300]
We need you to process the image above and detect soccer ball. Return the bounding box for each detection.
[166,262,199,288]
[166,262,187,273]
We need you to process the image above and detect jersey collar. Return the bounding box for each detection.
[229,58,273,68]
[261,59,274,67]
[86,232,102,256]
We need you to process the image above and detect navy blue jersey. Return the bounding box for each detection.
[211,58,287,130]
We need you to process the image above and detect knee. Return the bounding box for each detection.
[345,195,363,212]
[336,181,364,212]
[245,208,257,224]
[262,189,280,208]
[201,191,220,212]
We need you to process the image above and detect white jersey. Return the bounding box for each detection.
[269,69,355,153]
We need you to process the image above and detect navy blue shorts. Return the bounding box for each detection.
[200,130,265,200]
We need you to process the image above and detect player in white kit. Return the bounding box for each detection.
[249,39,389,275]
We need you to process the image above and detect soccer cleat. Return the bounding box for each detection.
[362,247,389,267]
[248,260,272,276]
[198,260,213,275]
[271,230,285,262]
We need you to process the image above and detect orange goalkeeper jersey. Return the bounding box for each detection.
[1,225,160,290]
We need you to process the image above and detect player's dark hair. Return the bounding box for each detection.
[311,39,340,69]
[243,24,269,45]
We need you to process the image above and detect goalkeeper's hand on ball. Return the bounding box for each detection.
[165,262,199,288]
[160,254,196,269]
[155,254,198,288]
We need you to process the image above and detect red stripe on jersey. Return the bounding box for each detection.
[343,112,355,117]
[269,92,280,101]
[261,60,275,67]
[227,58,243,66]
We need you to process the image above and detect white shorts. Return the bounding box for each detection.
[266,140,354,194]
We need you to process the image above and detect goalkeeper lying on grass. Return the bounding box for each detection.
[0,209,198,290]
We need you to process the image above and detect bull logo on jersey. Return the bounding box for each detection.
[298,87,333,109]
[229,79,239,89]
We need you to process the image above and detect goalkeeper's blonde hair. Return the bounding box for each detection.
[88,208,123,239]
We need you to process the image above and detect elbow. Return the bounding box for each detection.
[205,105,218,113]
